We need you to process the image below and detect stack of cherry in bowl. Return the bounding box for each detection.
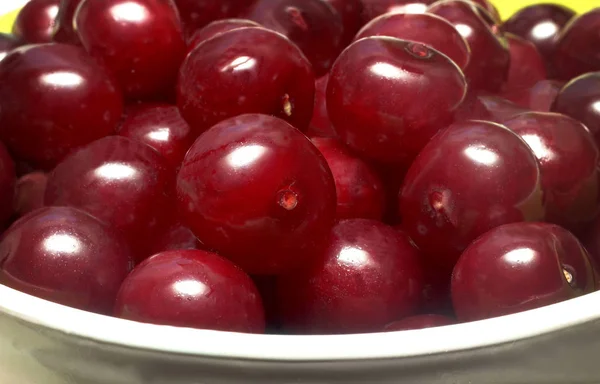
[0,0,599,336]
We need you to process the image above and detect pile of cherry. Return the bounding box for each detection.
[0,0,599,335]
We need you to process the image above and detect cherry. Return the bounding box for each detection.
[307,75,336,138]
[454,91,529,123]
[502,79,564,112]
[428,0,510,93]
[0,34,22,62]
[361,0,436,22]
[311,137,386,221]
[0,206,133,314]
[502,33,547,94]
[501,4,575,74]
[52,0,83,45]
[177,114,336,275]
[551,73,600,148]
[323,0,364,46]
[115,249,265,333]
[0,143,16,228]
[0,44,123,170]
[383,314,455,331]
[117,104,196,169]
[327,37,467,166]
[399,120,545,269]
[12,0,59,44]
[173,0,256,39]
[246,0,344,76]
[75,0,187,101]
[146,223,203,257]
[451,222,594,322]
[13,172,47,219]
[277,219,423,334]
[354,12,470,70]
[44,136,176,262]
[177,27,315,134]
[186,19,261,52]
[552,9,600,81]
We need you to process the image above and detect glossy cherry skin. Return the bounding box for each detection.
[552,9,600,81]
[503,112,599,232]
[115,250,265,333]
[354,12,470,70]
[75,0,187,101]
[246,0,344,76]
[0,143,16,228]
[177,27,315,134]
[146,223,203,257]
[177,114,336,275]
[361,0,436,21]
[502,4,574,74]
[399,120,545,269]
[0,44,123,170]
[186,18,261,52]
[118,104,195,169]
[0,206,133,314]
[327,37,467,166]
[502,79,564,112]
[383,314,455,331]
[552,73,600,148]
[12,0,59,44]
[451,222,594,322]
[45,136,176,262]
[428,0,509,93]
[307,75,336,138]
[323,0,364,46]
[0,34,22,61]
[173,0,256,38]
[454,91,529,123]
[311,137,385,221]
[13,172,47,219]
[277,219,423,334]
[52,0,83,45]
[502,33,547,94]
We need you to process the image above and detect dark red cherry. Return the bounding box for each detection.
[186,18,261,52]
[502,33,547,94]
[502,112,599,232]
[354,12,470,70]
[502,4,575,73]
[246,0,344,76]
[454,91,529,123]
[177,114,336,275]
[0,44,123,169]
[173,0,256,38]
[502,79,564,111]
[277,219,423,334]
[383,314,455,331]
[146,223,202,257]
[552,73,600,148]
[307,75,337,138]
[451,222,594,322]
[12,0,59,44]
[0,206,133,314]
[45,136,176,262]
[0,143,16,228]
[118,104,195,169]
[0,33,22,62]
[13,172,47,219]
[177,27,315,134]
[311,137,385,221]
[75,0,187,101]
[323,0,364,46]
[552,9,600,80]
[52,0,83,45]
[327,37,467,166]
[361,0,436,21]
[115,249,265,333]
[428,0,510,93]
[399,120,545,269]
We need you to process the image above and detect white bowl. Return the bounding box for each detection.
[0,283,600,383]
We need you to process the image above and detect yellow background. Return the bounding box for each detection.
[0,0,596,34]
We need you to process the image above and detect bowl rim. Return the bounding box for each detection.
[0,283,599,361]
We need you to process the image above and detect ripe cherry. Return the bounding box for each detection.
[327,37,467,166]
[452,222,594,322]
[13,172,47,219]
[75,0,187,101]
[115,249,265,333]
[177,114,336,275]
[52,0,83,45]
[277,219,423,334]
[502,33,547,94]
[12,0,59,44]
[0,44,123,169]
[177,27,315,134]
[0,206,133,314]
[383,314,455,331]
[399,120,545,269]
[186,18,261,52]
